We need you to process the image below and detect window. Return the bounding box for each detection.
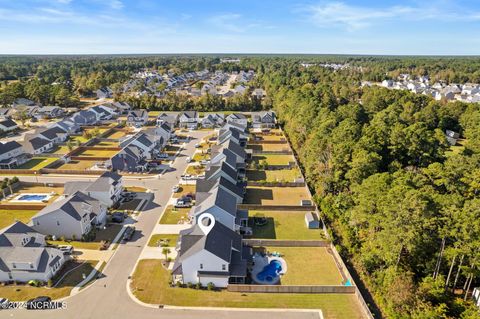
[222,264,226,271]
[12,263,16,269]
[29,263,33,269]
[199,264,203,269]
[56,221,60,226]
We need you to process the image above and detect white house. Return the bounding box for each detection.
[126,109,149,127]
[22,137,54,155]
[0,141,27,169]
[0,119,18,133]
[0,222,66,283]
[178,111,198,129]
[225,113,248,127]
[172,213,248,287]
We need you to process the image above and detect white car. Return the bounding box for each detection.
[172,185,180,193]
[186,157,192,163]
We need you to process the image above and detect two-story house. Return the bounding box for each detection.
[0,141,27,169]
[126,109,149,127]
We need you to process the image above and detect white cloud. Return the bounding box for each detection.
[109,0,123,10]
[306,1,480,30]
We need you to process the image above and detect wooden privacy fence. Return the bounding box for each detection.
[249,140,288,144]
[243,239,329,247]
[252,150,293,155]
[246,181,306,187]
[227,284,355,294]
[238,204,316,211]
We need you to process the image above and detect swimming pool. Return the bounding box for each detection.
[11,193,52,202]
[256,260,283,283]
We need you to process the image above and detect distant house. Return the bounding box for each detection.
[234,85,247,95]
[0,108,11,119]
[0,141,27,169]
[172,213,248,287]
[178,111,199,129]
[22,137,53,155]
[0,222,67,283]
[226,113,248,127]
[64,172,123,208]
[31,191,107,239]
[252,111,275,129]
[95,87,113,99]
[12,98,38,108]
[109,145,147,172]
[53,119,80,134]
[71,110,98,126]
[156,112,178,127]
[35,106,64,119]
[0,119,19,132]
[126,109,148,127]
[90,105,115,121]
[36,127,68,144]
[381,80,394,88]
[120,132,158,159]
[305,212,320,229]
[445,130,460,146]
[201,113,224,128]
[251,88,266,98]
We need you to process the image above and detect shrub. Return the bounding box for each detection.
[187,282,193,289]
[47,279,53,287]
[195,282,202,290]
[59,236,65,242]
[207,282,215,291]
[175,281,183,288]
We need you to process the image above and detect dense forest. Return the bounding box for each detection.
[0,55,480,317]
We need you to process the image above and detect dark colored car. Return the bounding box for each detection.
[111,212,125,223]
[123,226,136,241]
[26,296,51,310]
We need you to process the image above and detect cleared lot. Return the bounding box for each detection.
[246,169,301,182]
[245,186,310,205]
[252,154,295,166]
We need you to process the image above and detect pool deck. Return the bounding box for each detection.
[251,253,287,285]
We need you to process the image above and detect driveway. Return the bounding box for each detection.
[4,130,319,319]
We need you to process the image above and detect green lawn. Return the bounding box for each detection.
[70,135,89,144]
[0,260,98,301]
[247,144,291,152]
[246,169,302,182]
[50,145,72,155]
[131,260,364,318]
[245,187,311,205]
[48,224,122,250]
[148,234,179,247]
[76,149,119,157]
[263,247,343,285]
[159,206,191,224]
[192,152,210,162]
[0,210,38,229]
[57,160,98,170]
[17,157,57,170]
[103,130,127,139]
[252,154,295,166]
[249,210,324,240]
[92,141,119,147]
[186,165,205,176]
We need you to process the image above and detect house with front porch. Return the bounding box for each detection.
[0,141,27,169]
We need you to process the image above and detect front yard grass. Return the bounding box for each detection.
[148,234,179,247]
[0,210,38,229]
[172,185,196,198]
[0,260,98,301]
[249,210,324,240]
[124,186,148,192]
[164,145,181,155]
[186,165,205,176]
[252,154,295,166]
[48,224,123,250]
[159,206,190,224]
[264,247,344,286]
[17,157,57,170]
[244,186,310,205]
[246,169,302,182]
[192,152,210,162]
[131,259,364,318]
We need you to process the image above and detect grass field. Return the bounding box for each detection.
[249,210,325,240]
[70,135,89,144]
[131,260,364,318]
[252,154,295,166]
[265,247,344,285]
[247,144,291,152]
[172,185,196,198]
[103,130,127,139]
[164,145,181,155]
[186,165,205,175]
[50,145,72,155]
[57,160,98,170]
[245,187,310,205]
[49,224,122,250]
[91,141,119,147]
[254,134,287,142]
[159,206,191,224]
[192,152,210,162]
[0,260,98,301]
[246,169,302,182]
[76,149,119,157]
[17,157,57,170]
[0,210,38,229]
[148,234,179,247]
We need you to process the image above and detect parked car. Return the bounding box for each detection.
[58,245,73,255]
[175,197,193,208]
[123,226,136,241]
[0,298,9,309]
[26,296,51,310]
[111,212,125,223]
[157,153,169,159]
[186,157,192,163]
[194,143,200,148]
[172,185,180,193]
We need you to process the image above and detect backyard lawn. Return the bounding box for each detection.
[159,206,191,224]
[131,259,364,318]
[246,169,302,182]
[263,247,344,286]
[247,144,291,152]
[50,145,72,155]
[252,154,295,166]
[76,149,120,157]
[17,157,57,170]
[0,260,98,301]
[0,210,38,229]
[48,224,122,250]
[148,234,179,247]
[172,185,196,198]
[245,187,310,205]
[103,130,127,139]
[92,141,119,147]
[249,210,324,240]
[57,160,99,170]
[70,135,89,144]
[254,134,287,142]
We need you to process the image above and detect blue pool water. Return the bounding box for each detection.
[256,260,282,282]
[17,195,48,201]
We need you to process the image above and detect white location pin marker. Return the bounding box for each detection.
[198,213,215,235]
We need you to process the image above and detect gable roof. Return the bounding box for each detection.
[33,192,95,221]
[0,141,23,155]
[0,119,18,128]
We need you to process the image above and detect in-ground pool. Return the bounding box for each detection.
[256,260,283,283]
[11,193,52,202]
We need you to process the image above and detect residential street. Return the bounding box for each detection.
[2,129,320,319]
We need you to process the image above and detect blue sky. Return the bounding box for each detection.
[1,0,480,54]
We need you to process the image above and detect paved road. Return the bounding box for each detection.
[3,130,320,319]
